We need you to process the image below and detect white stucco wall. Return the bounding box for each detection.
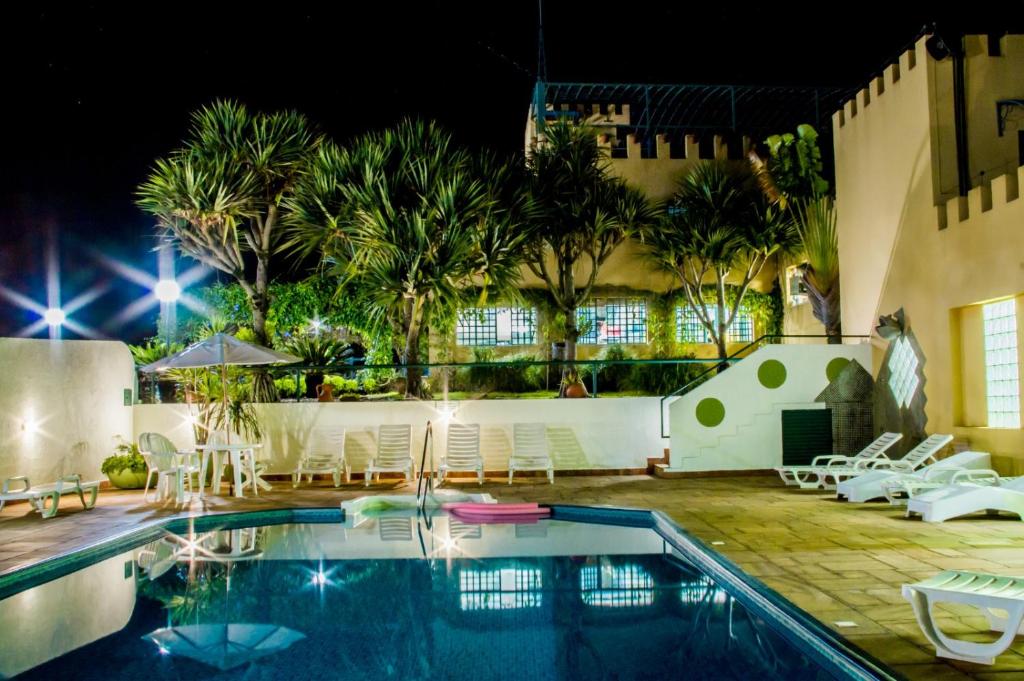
[669,343,871,471]
[0,338,135,483]
[133,397,665,475]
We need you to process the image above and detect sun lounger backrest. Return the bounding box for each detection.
[902,434,954,468]
[446,423,481,466]
[513,423,550,464]
[312,428,345,458]
[376,424,411,466]
[859,432,902,460]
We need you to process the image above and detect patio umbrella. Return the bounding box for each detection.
[140,333,300,442]
[144,623,305,671]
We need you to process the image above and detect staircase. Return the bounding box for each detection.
[663,342,871,473]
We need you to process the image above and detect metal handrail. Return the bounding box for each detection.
[658,334,871,438]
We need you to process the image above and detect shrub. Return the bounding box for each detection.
[451,348,546,393]
[101,438,147,475]
[274,376,299,397]
[624,352,712,396]
[324,375,359,393]
[596,345,633,392]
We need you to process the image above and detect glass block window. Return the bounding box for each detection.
[458,567,543,611]
[676,306,754,343]
[577,299,647,345]
[984,300,1020,428]
[680,576,730,606]
[580,562,654,608]
[456,307,535,346]
[887,336,920,409]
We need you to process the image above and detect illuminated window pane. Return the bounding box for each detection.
[456,307,535,346]
[676,306,754,343]
[680,576,730,605]
[887,336,920,409]
[984,300,1020,428]
[580,562,654,607]
[458,567,543,610]
[578,299,647,345]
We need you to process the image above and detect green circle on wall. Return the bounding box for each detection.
[757,359,787,389]
[826,357,851,382]
[696,398,726,427]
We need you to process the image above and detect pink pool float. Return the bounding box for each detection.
[443,502,551,523]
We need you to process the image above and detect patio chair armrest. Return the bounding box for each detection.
[878,460,914,473]
[922,467,959,482]
[2,476,30,494]
[951,469,1001,484]
[853,458,884,470]
[812,455,849,467]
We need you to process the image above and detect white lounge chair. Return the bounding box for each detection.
[438,423,484,485]
[880,452,992,505]
[364,424,415,487]
[906,472,1024,522]
[836,450,990,503]
[775,432,902,489]
[509,423,554,485]
[0,474,100,518]
[139,432,200,503]
[816,434,953,490]
[293,427,350,487]
[903,570,1024,664]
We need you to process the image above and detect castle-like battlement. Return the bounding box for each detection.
[940,165,1023,228]
[833,38,920,130]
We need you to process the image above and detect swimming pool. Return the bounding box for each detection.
[0,504,894,680]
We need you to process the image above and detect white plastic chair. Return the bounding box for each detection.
[509,423,554,485]
[836,450,991,503]
[293,427,350,487]
[364,424,415,487]
[438,423,484,485]
[904,570,1024,664]
[139,432,199,503]
[815,433,953,490]
[907,472,1024,522]
[775,432,902,489]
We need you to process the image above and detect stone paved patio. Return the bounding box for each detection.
[3,474,1024,680]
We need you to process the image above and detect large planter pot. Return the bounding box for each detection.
[107,468,149,490]
[564,382,588,398]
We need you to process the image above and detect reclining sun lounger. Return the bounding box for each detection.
[904,570,1024,664]
[836,450,990,503]
[0,474,101,518]
[906,472,1024,522]
[816,434,953,490]
[775,432,901,489]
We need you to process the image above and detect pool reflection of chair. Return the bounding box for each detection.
[378,516,414,541]
[514,522,548,539]
[144,623,305,671]
[136,528,264,578]
[448,517,482,540]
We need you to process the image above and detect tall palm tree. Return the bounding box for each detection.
[749,124,841,342]
[645,161,796,362]
[523,120,655,383]
[137,100,321,401]
[287,119,529,397]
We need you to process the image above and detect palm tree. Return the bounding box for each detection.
[287,119,529,397]
[749,124,841,342]
[137,100,321,401]
[523,120,655,387]
[645,161,796,362]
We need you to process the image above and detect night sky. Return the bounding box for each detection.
[0,2,1017,341]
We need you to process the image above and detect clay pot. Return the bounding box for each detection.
[564,382,588,398]
[316,383,334,402]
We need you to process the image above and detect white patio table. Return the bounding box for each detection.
[195,443,263,499]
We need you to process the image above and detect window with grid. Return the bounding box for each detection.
[458,567,543,610]
[984,299,1020,428]
[456,307,535,346]
[676,306,754,343]
[577,299,648,345]
[580,562,654,607]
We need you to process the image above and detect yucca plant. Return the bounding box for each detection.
[644,161,796,362]
[793,196,841,342]
[287,119,530,397]
[137,100,322,401]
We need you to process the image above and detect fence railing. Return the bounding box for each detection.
[657,334,871,438]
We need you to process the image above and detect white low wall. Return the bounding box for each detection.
[133,397,665,475]
[0,338,135,483]
[669,343,872,472]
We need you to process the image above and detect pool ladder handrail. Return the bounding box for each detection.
[416,421,434,510]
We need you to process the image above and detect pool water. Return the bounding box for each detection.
[0,508,886,680]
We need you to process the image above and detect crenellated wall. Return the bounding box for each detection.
[835,34,1024,469]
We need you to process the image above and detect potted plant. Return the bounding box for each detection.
[101,437,150,489]
[561,368,589,398]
